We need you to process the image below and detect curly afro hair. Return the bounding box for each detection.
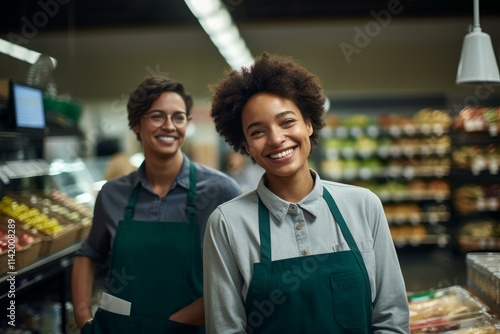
[210,52,326,155]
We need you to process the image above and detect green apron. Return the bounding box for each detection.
[82,162,204,334]
[244,187,372,333]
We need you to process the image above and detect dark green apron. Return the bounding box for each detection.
[82,162,204,334]
[244,187,372,333]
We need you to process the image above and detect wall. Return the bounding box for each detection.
[1,16,500,166]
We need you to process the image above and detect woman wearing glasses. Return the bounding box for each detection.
[72,76,241,333]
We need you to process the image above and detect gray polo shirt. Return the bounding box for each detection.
[76,154,242,265]
[203,170,410,333]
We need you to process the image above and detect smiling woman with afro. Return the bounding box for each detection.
[210,52,326,154]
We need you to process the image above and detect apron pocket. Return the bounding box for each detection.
[330,271,370,330]
[80,321,93,334]
[91,308,140,334]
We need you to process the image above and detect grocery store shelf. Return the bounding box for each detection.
[0,242,81,301]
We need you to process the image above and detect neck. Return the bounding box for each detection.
[144,151,184,197]
[265,168,314,203]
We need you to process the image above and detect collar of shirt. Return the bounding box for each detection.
[256,169,324,223]
[130,153,192,194]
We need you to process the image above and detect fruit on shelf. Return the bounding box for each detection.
[413,108,452,127]
[323,138,342,148]
[343,114,372,128]
[355,136,377,157]
[0,196,66,235]
[453,185,484,215]
[0,229,38,253]
[324,114,341,128]
[453,106,500,133]
[457,219,500,251]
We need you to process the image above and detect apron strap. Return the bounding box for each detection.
[322,187,360,252]
[124,161,197,224]
[322,187,371,296]
[124,183,141,221]
[258,198,272,264]
[186,161,197,225]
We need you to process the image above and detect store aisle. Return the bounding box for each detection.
[398,247,467,293]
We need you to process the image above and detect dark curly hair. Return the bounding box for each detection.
[127,76,193,141]
[210,52,326,155]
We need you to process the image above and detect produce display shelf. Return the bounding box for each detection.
[0,242,81,301]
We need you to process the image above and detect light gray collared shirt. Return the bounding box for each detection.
[203,170,410,333]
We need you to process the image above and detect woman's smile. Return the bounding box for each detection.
[268,147,295,160]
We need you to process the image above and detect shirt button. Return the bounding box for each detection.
[296,224,303,231]
[289,204,297,213]
[301,250,308,256]
[161,197,167,202]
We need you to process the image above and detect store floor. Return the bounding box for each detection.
[397,247,467,293]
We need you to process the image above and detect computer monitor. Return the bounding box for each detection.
[9,80,46,135]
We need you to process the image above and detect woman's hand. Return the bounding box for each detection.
[169,297,205,326]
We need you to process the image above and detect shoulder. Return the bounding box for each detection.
[209,190,259,229]
[98,171,137,200]
[209,190,258,221]
[220,190,258,208]
[193,162,242,193]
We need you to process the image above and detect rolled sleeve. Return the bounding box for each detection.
[75,188,113,265]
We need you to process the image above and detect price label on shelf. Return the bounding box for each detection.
[432,124,445,135]
[366,125,379,138]
[350,126,363,138]
[489,158,498,175]
[487,197,498,211]
[335,126,348,138]
[389,125,401,137]
[489,123,498,137]
[437,236,448,248]
[358,167,372,180]
[476,198,486,211]
[428,213,439,225]
[341,147,356,159]
[402,124,416,136]
[471,156,486,175]
[420,124,432,135]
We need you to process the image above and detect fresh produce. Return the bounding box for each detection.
[0,196,66,235]
[0,229,37,253]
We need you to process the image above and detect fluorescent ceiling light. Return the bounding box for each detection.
[184,0,219,17]
[199,10,232,34]
[0,38,57,68]
[184,0,253,70]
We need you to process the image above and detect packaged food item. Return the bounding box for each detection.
[411,312,490,334]
[408,286,488,323]
[466,253,500,315]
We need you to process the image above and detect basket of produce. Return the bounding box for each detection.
[0,215,42,275]
[0,196,80,256]
[19,191,93,242]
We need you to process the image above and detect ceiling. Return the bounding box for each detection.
[1,0,500,102]
[2,0,500,34]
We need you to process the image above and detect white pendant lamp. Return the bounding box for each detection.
[456,0,500,85]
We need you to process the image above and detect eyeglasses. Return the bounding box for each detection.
[143,111,191,128]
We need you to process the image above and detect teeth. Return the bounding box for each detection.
[270,148,294,159]
[158,136,175,142]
